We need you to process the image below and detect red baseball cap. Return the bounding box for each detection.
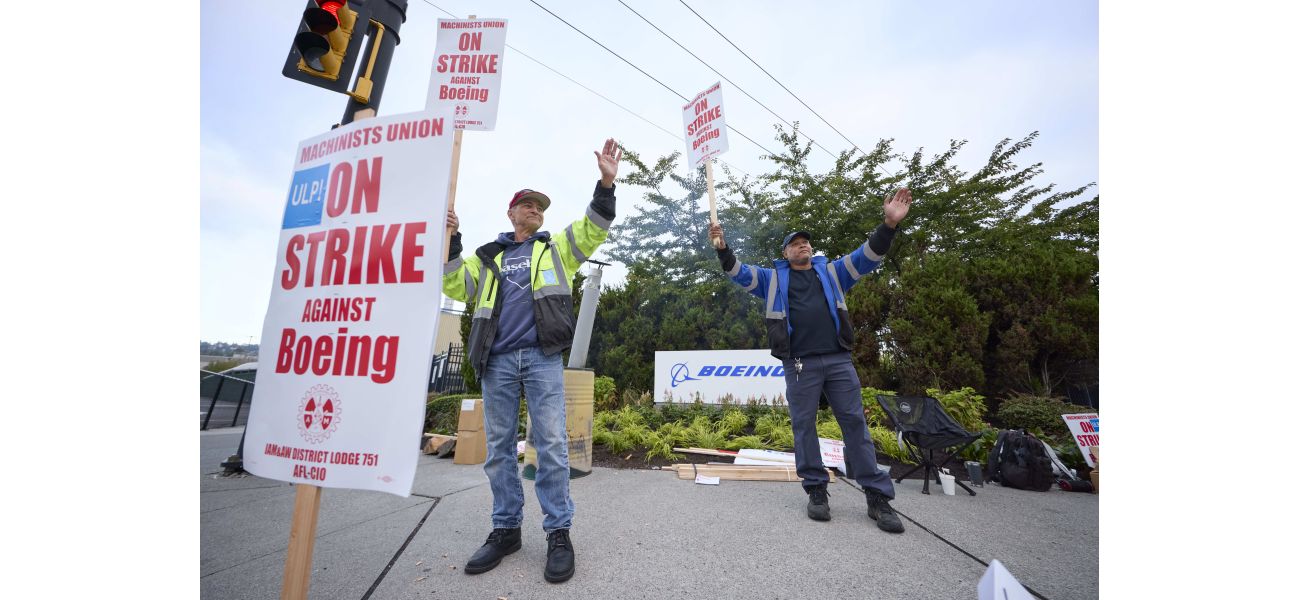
[509,189,551,211]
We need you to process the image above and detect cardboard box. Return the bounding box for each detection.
[453,399,487,465]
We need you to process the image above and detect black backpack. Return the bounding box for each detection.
[986,430,1054,492]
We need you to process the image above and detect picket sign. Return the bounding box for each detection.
[681,82,729,249]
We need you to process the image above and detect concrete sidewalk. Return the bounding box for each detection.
[201,427,1098,599]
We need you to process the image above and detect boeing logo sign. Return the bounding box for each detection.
[655,350,787,405]
[670,362,785,387]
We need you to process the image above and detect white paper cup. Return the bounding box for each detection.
[938,471,956,495]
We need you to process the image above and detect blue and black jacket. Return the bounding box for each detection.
[717,223,896,359]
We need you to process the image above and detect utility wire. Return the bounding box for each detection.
[677,0,865,156]
[526,0,777,158]
[418,0,750,176]
[617,0,836,159]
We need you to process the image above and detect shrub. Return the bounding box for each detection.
[815,408,843,440]
[717,409,750,436]
[593,376,618,412]
[655,421,692,447]
[995,393,1082,443]
[753,412,790,438]
[928,387,988,434]
[870,425,915,464]
[861,387,895,427]
[724,435,772,451]
[424,393,477,435]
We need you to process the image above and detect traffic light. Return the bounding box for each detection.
[282,0,372,94]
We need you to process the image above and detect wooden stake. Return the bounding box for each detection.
[441,14,475,263]
[280,484,323,600]
[706,160,722,249]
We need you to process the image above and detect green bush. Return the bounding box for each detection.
[724,435,772,451]
[870,425,915,464]
[815,408,843,440]
[717,409,750,436]
[928,387,988,434]
[593,376,618,412]
[424,393,478,435]
[995,394,1082,443]
[861,387,895,427]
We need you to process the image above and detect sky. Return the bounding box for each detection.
[200,0,1099,344]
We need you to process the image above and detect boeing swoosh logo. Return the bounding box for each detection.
[670,363,701,388]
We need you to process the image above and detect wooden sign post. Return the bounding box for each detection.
[706,161,722,249]
[280,484,323,600]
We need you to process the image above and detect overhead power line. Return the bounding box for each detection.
[526,0,777,158]
[677,0,866,156]
[616,0,836,159]
[417,0,750,176]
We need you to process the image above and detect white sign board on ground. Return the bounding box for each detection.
[681,82,729,169]
[818,438,845,470]
[654,349,785,404]
[978,559,1035,600]
[244,108,455,497]
[426,18,507,130]
[1061,413,1100,468]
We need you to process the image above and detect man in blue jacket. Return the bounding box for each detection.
[708,189,913,533]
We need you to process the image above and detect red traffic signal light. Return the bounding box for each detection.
[283,0,373,95]
[292,1,358,80]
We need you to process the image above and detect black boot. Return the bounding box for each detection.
[544,529,575,583]
[464,527,521,574]
[866,490,905,533]
[806,485,831,521]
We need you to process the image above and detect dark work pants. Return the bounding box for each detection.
[783,352,895,499]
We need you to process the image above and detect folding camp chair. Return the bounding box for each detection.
[875,395,980,496]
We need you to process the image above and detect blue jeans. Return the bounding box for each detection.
[481,346,573,532]
[783,352,895,498]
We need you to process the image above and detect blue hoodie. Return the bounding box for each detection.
[490,230,547,354]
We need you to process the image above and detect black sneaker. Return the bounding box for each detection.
[806,485,831,521]
[464,527,522,574]
[866,490,905,533]
[544,529,575,583]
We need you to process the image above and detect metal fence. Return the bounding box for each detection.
[429,342,466,395]
[200,369,256,430]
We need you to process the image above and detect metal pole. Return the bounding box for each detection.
[341,0,408,125]
[567,260,609,369]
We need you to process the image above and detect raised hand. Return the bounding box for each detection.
[709,221,727,250]
[884,188,913,229]
[595,138,622,188]
[446,208,459,234]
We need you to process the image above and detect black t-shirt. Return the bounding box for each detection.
[786,268,842,357]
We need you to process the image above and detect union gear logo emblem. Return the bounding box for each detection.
[298,384,342,444]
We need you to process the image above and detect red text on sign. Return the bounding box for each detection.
[280,221,427,289]
[275,327,400,383]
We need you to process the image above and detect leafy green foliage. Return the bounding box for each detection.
[995,393,1084,442]
[424,393,477,435]
[869,426,915,464]
[928,387,989,434]
[593,376,618,412]
[815,409,843,440]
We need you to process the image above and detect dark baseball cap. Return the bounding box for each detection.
[509,189,551,211]
[782,230,812,248]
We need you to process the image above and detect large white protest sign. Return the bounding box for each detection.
[681,82,729,170]
[1062,413,1100,468]
[244,107,455,497]
[426,18,507,130]
[654,349,785,404]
